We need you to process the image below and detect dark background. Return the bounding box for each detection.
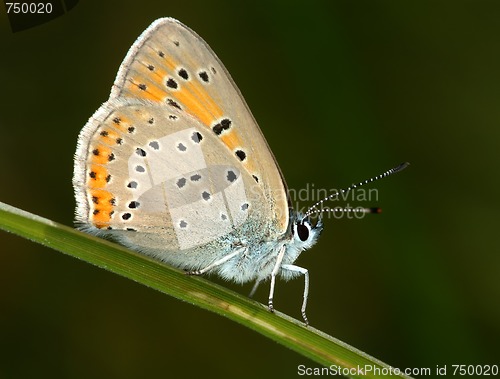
[1,1,499,378]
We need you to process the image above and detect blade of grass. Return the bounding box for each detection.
[0,201,412,379]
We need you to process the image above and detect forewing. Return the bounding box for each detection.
[110,18,289,234]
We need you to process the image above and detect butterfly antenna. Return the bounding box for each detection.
[302,162,410,220]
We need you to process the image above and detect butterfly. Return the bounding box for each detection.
[73,17,407,324]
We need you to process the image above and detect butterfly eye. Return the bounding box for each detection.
[296,222,310,242]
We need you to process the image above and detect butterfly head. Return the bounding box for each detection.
[290,211,323,251]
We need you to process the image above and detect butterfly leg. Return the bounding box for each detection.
[186,248,245,276]
[282,264,309,325]
[267,245,286,314]
[249,279,261,298]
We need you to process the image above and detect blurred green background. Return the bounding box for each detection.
[1,1,499,378]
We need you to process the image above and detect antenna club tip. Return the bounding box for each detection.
[370,207,382,214]
[396,162,410,171]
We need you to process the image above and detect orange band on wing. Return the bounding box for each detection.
[123,56,225,126]
[173,85,222,126]
[88,164,109,189]
[220,130,239,151]
[98,129,121,146]
[89,189,115,228]
[91,145,113,165]
[125,80,165,102]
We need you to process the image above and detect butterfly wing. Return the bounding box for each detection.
[111,18,290,234]
[74,97,273,267]
[73,18,290,269]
